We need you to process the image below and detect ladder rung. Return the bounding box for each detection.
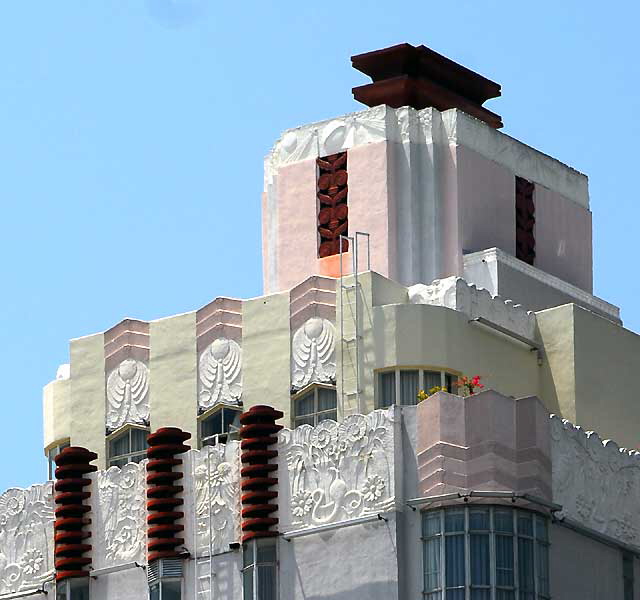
[341,284,359,290]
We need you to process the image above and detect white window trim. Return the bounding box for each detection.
[291,383,337,427]
[197,404,242,448]
[242,538,278,600]
[45,438,70,480]
[375,367,460,408]
[106,424,149,468]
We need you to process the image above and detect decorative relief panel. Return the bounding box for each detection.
[0,483,54,594]
[188,443,241,556]
[291,317,336,391]
[551,416,640,546]
[278,410,396,530]
[198,338,242,411]
[317,152,348,258]
[93,462,146,569]
[106,358,150,431]
[409,276,536,341]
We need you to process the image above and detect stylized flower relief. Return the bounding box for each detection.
[310,422,335,450]
[362,475,385,504]
[291,491,313,518]
[0,489,27,517]
[327,439,350,462]
[20,549,43,576]
[108,520,140,559]
[0,514,8,528]
[339,416,367,444]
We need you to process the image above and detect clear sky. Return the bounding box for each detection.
[0,1,638,491]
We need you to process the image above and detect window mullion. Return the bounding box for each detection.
[395,369,400,406]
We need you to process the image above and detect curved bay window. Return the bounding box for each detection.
[46,439,70,480]
[422,506,549,599]
[377,368,458,408]
[199,405,242,447]
[107,425,148,468]
[292,385,337,427]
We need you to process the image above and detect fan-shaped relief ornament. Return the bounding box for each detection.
[95,462,146,567]
[192,444,240,554]
[106,359,150,431]
[198,338,242,411]
[280,410,395,529]
[0,484,54,594]
[291,317,336,391]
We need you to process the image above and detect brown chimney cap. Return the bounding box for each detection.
[351,43,503,129]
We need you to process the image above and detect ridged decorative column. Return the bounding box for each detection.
[53,447,98,581]
[239,405,283,542]
[146,427,191,561]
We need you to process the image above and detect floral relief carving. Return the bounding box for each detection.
[0,484,54,594]
[95,462,146,567]
[192,443,240,555]
[550,415,640,546]
[198,338,242,411]
[291,317,336,391]
[106,358,150,431]
[279,410,395,530]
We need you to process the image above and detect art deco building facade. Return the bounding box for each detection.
[1,43,639,600]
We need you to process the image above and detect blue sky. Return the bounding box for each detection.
[0,1,638,490]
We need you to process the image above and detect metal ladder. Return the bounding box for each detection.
[338,232,370,419]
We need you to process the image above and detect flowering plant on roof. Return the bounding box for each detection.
[416,385,447,402]
[457,375,484,396]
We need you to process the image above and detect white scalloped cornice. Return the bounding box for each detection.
[291,317,336,391]
[550,415,640,545]
[106,358,150,431]
[198,338,243,411]
[278,409,396,530]
[0,483,54,595]
[408,276,537,341]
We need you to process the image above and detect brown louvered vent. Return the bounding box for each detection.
[317,152,348,258]
[516,176,535,265]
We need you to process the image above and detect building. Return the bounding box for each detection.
[1,42,639,599]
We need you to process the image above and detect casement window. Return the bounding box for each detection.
[56,577,90,600]
[243,538,278,600]
[422,506,550,600]
[46,439,70,480]
[623,552,635,600]
[107,426,148,468]
[292,385,337,427]
[377,368,457,408]
[199,406,242,447]
[148,558,183,600]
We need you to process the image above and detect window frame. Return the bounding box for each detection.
[421,505,550,600]
[56,576,90,600]
[242,537,278,600]
[149,578,182,600]
[197,404,242,448]
[106,424,149,469]
[291,383,338,428]
[46,438,70,480]
[376,367,460,408]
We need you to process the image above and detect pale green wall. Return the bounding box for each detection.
[149,312,198,437]
[69,333,106,468]
[242,292,291,424]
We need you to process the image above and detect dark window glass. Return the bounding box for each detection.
[399,370,419,405]
[317,388,336,412]
[423,370,441,391]
[162,580,182,600]
[379,372,395,407]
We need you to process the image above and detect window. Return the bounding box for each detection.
[243,538,277,600]
[377,369,457,408]
[292,386,337,427]
[624,552,634,600]
[422,506,550,600]
[107,426,148,468]
[516,176,535,266]
[148,558,182,599]
[47,439,70,480]
[56,577,89,600]
[199,406,242,447]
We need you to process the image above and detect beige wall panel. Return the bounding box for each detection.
[42,379,71,450]
[573,305,640,448]
[69,333,106,468]
[243,292,290,425]
[536,304,576,420]
[373,304,540,403]
[149,312,197,437]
